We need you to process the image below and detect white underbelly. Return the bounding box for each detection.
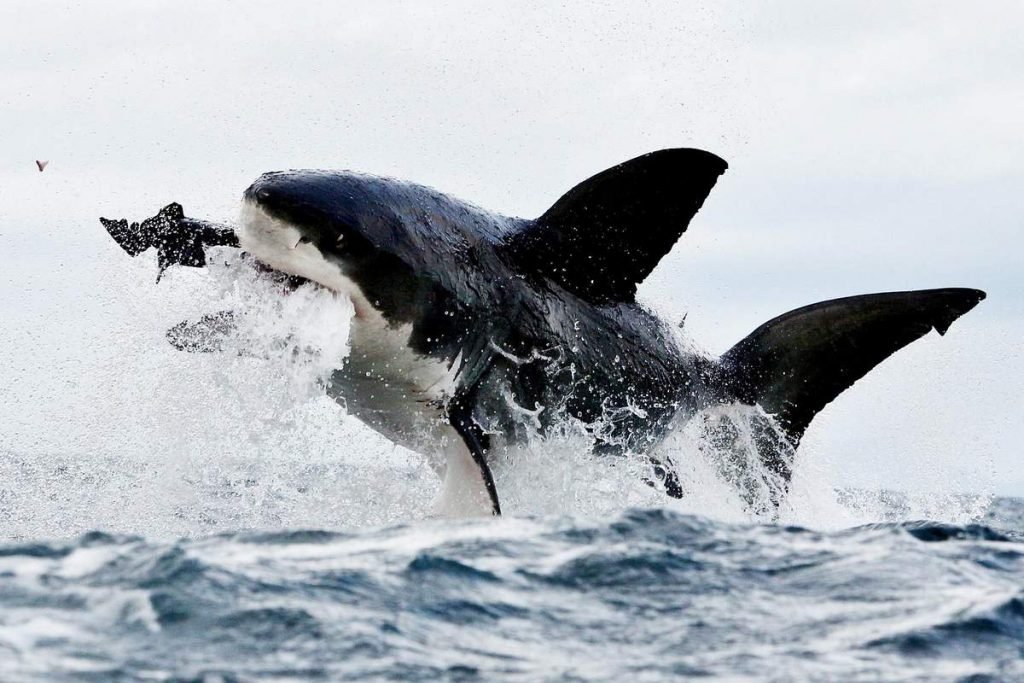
[330,316,460,464]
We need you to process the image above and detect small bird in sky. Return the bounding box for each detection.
[35,160,49,172]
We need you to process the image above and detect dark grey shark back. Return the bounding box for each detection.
[245,170,520,297]
[245,148,728,315]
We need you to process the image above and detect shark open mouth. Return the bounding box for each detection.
[251,259,315,294]
[234,198,374,315]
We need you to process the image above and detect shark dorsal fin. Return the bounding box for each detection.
[506,148,727,303]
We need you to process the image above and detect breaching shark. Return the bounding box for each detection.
[100,149,985,516]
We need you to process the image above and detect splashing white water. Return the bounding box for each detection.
[0,249,990,540]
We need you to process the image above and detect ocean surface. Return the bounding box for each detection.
[2,250,1020,681]
[1,500,1022,681]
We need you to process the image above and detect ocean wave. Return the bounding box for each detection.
[1,508,1022,681]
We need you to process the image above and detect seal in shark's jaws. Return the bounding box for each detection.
[100,149,986,517]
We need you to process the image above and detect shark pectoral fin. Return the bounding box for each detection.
[505,148,727,303]
[720,287,987,458]
[431,434,500,518]
[436,395,501,517]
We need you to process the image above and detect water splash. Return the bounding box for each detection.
[0,250,991,540]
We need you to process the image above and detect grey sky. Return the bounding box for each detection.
[2,1,1022,494]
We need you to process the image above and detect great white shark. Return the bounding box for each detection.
[101,149,985,516]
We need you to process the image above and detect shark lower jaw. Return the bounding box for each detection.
[238,199,374,318]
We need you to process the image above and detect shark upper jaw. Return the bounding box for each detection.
[237,198,374,319]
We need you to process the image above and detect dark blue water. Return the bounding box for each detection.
[1,499,1022,682]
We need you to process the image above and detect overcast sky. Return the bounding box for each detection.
[2,1,1022,495]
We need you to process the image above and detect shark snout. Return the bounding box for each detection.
[239,199,305,254]
[243,173,288,210]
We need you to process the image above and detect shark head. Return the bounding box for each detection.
[239,170,424,321]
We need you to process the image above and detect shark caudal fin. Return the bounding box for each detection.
[717,288,985,480]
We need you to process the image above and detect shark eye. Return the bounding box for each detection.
[297,236,314,246]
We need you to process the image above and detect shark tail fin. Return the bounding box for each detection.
[718,288,985,480]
